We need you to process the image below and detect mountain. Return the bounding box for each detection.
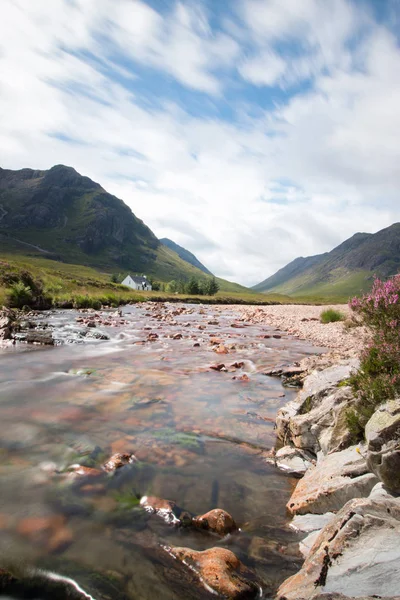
[253,224,400,298]
[160,238,213,275]
[0,164,243,290]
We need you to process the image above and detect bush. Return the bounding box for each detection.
[347,275,400,440]
[320,308,345,323]
[7,281,33,308]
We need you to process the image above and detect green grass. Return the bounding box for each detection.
[0,254,294,308]
[260,269,373,302]
[320,308,345,323]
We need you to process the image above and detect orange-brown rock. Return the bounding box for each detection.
[103,452,136,472]
[165,546,260,599]
[140,496,180,525]
[67,465,103,477]
[214,344,229,354]
[192,508,237,535]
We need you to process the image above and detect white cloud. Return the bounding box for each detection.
[0,0,400,286]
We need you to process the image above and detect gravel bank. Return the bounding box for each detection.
[233,304,366,365]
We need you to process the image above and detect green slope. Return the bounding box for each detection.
[160,238,213,275]
[254,224,400,299]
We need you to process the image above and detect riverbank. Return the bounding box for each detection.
[250,303,400,599]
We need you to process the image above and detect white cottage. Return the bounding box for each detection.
[121,275,152,291]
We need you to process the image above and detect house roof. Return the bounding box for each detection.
[125,275,149,284]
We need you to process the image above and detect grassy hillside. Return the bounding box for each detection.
[0,254,290,307]
[160,238,213,275]
[254,224,400,299]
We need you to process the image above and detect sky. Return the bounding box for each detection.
[1,0,400,286]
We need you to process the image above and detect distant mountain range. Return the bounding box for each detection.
[0,165,244,291]
[253,224,400,298]
[161,238,213,276]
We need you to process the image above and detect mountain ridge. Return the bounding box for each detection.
[160,238,213,276]
[253,224,400,297]
[0,164,243,291]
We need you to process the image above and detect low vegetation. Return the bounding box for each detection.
[347,275,400,440]
[0,255,293,309]
[320,308,345,323]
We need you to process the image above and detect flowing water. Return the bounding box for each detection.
[0,303,325,599]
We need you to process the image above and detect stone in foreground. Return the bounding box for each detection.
[276,362,358,454]
[192,508,237,535]
[286,446,378,515]
[278,497,400,600]
[165,546,260,599]
[365,399,400,493]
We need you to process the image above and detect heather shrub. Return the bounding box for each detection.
[347,275,400,440]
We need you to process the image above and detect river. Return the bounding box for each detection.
[0,303,324,599]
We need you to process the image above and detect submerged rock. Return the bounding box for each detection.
[165,546,261,599]
[140,496,182,525]
[192,509,237,535]
[365,399,400,493]
[286,446,378,515]
[103,453,136,472]
[278,496,400,600]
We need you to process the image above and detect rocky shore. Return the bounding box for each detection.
[240,305,400,599]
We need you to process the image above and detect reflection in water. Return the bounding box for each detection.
[0,304,324,599]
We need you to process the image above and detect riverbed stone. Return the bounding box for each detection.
[365,399,400,493]
[140,496,181,525]
[265,445,315,476]
[276,362,359,454]
[165,546,260,599]
[103,452,136,472]
[286,445,378,515]
[192,508,237,535]
[277,496,400,600]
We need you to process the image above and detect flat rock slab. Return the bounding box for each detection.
[278,497,400,600]
[287,446,378,515]
[265,445,315,477]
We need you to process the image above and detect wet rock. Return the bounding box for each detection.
[214,344,229,354]
[265,445,315,477]
[17,514,73,552]
[192,509,237,535]
[276,362,359,454]
[286,446,378,515]
[277,496,400,600]
[103,452,136,472]
[140,496,181,525]
[85,330,109,340]
[172,333,183,340]
[0,307,15,340]
[67,464,103,477]
[148,332,159,341]
[365,399,400,493]
[13,331,54,345]
[231,361,245,369]
[193,342,200,347]
[165,546,260,599]
[210,363,228,372]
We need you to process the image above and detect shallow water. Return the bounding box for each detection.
[0,303,325,599]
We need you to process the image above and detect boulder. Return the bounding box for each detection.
[365,400,400,493]
[277,496,400,600]
[103,452,136,472]
[164,546,260,599]
[290,513,336,559]
[264,445,315,477]
[0,307,15,340]
[276,362,359,454]
[192,508,237,535]
[140,496,182,525]
[286,446,378,515]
